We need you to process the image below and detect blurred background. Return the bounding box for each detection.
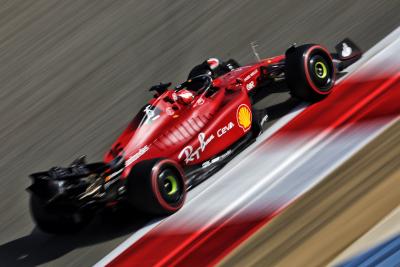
[0,1,399,266]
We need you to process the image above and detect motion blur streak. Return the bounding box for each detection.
[221,110,400,267]
[103,29,400,267]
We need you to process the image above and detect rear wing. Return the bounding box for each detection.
[26,156,115,203]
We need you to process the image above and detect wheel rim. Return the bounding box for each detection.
[164,175,178,196]
[314,61,327,79]
[308,53,333,92]
[157,168,183,205]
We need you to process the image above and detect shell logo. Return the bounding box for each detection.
[237,104,252,132]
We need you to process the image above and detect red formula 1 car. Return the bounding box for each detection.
[28,39,361,233]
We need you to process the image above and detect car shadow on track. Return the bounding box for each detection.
[0,207,157,266]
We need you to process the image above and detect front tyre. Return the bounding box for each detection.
[127,159,186,215]
[285,44,335,101]
[30,195,91,234]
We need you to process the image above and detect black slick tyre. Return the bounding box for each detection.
[127,159,186,215]
[285,44,335,102]
[30,195,90,234]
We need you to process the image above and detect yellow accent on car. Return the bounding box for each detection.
[165,175,178,195]
[237,105,252,131]
[315,61,327,79]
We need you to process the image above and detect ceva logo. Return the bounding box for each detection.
[217,122,235,137]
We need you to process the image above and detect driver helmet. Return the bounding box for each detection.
[206,58,220,70]
[174,89,195,105]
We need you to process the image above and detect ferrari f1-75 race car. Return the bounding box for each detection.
[28,39,361,233]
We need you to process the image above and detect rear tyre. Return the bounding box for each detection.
[30,195,91,234]
[127,159,186,215]
[285,44,335,102]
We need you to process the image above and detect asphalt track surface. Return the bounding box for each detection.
[0,1,399,266]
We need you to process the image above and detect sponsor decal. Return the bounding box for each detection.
[178,133,215,164]
[217,121,234,137]
[179,91,194,99]
[246,81,255,91]
[195,97,205,106]
[126,145,149,166]
[166,107,175,116]
[341,42,352,58]
[201,149,232,169]
[244,69,259,82]
[144,105,155,119]
[143,105,161,123]
[260,114,269,127]
[237,104,252,132]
